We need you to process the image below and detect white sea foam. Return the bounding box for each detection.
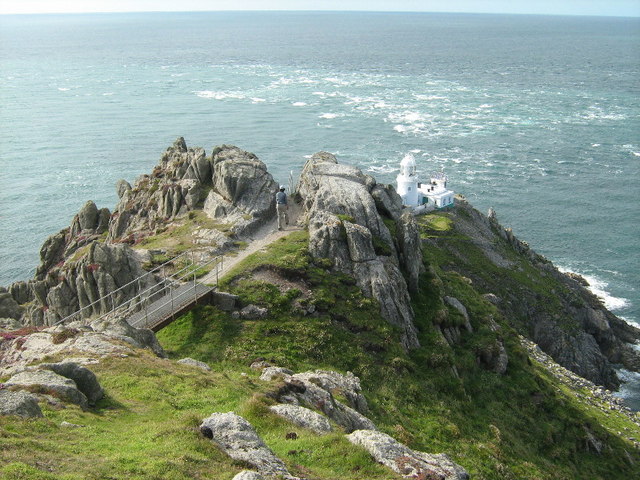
[366,164,396,174]
[292,102,307,107]
[251,97,266,103]
[558,267,630,311]
[58,87,70,91]
[194,90,245,100]
[319,113,342,119]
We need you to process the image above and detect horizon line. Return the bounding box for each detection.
[1,9,639,19]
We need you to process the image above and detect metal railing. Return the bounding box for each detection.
[127,254,224,329]
[54,251,222,327]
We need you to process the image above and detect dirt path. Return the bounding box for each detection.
[201,201,304,285]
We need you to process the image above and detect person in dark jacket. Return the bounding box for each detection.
[275,186,288,230]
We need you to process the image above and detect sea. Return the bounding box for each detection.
[1,11,639,406]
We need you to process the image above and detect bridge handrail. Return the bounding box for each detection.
[54,252,222,326]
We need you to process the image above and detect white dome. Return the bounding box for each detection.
[400,154,416,168]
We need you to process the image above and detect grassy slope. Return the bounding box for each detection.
[2,222,639,479]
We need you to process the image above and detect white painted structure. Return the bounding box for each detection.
[396,154,455,210]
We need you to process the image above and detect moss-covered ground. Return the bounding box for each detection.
[2,224,639,479]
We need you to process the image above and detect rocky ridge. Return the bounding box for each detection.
[1,138,279,328]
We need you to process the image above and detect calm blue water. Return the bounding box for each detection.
[1,11,639,399]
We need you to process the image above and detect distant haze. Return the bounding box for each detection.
[1,0,639,17]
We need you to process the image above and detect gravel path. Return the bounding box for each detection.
[201,201,303,285]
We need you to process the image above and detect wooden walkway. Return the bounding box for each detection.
[127,282,214,332]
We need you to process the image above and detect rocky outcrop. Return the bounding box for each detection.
[17,242,160,327]
[428,198,640,390]
[4,369,90,410]
[0,319,165,376]
[347,429,469,480]
[199,412,298,479]
[262,368,376,433]
[108,138,211,241]
[298,152,421,350]
[203,145,279,236]
[0,390,43,418]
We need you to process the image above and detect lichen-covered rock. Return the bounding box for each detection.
[91,317,166,358]
[177,357,211,371]
[0,390,43,418]
[291,370,369,413]
[298,152,420,350]
[232,472,265,480]
[4,369,89,410]
[199,412,295,478]
[269,404,332,434]
[275,374,376,433]
[260,366,294,381]
[347,429,469,480]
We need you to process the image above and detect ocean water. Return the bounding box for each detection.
[1,12,639,401]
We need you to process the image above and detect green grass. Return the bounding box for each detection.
[4,214,640,480]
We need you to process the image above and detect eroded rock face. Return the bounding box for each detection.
[199,412,295,478]
[298,152,421,350]
[109,137,211,242]
[347,429,469,480]
[204,145,279,236]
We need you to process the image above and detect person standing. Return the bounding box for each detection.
[275,186,288,230]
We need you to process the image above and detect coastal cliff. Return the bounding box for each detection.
[1,139,640,479]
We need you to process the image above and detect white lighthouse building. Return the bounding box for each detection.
[396,154,455,210]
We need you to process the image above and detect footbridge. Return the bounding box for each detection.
[55,252,224,332]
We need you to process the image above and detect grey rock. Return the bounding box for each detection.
[233,304,268,320]
[116,179,132,199]
[269,404,332,434]
[40,362,104,405]
[482,293,501,305]
[199,412,292,477]
[347,429,469,480]
[292,370,368,413]
[371,183,404,220]
[260,366,294,381]
[277,374,376,433]
[0,317,22,332]
[5,369,89,410]
[9,281,33,305]
[70,201,100,237]
[396,212,424,293]
[232,472,265,480]
[0,288,24,320]
[91,317,166,358]
[0,390,43,418]
[177,357,211,371]
[444,296,473,333]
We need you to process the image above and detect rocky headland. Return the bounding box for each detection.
[2,138,640,479]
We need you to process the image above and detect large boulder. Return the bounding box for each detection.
[269,404,333,434]
[4,369,89,410]
[40,362,104,406]
[347,429,469,480]
[199,412,296,478]
[0,390,43,418]
[298,152,421,350]
[91,317,166,358]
